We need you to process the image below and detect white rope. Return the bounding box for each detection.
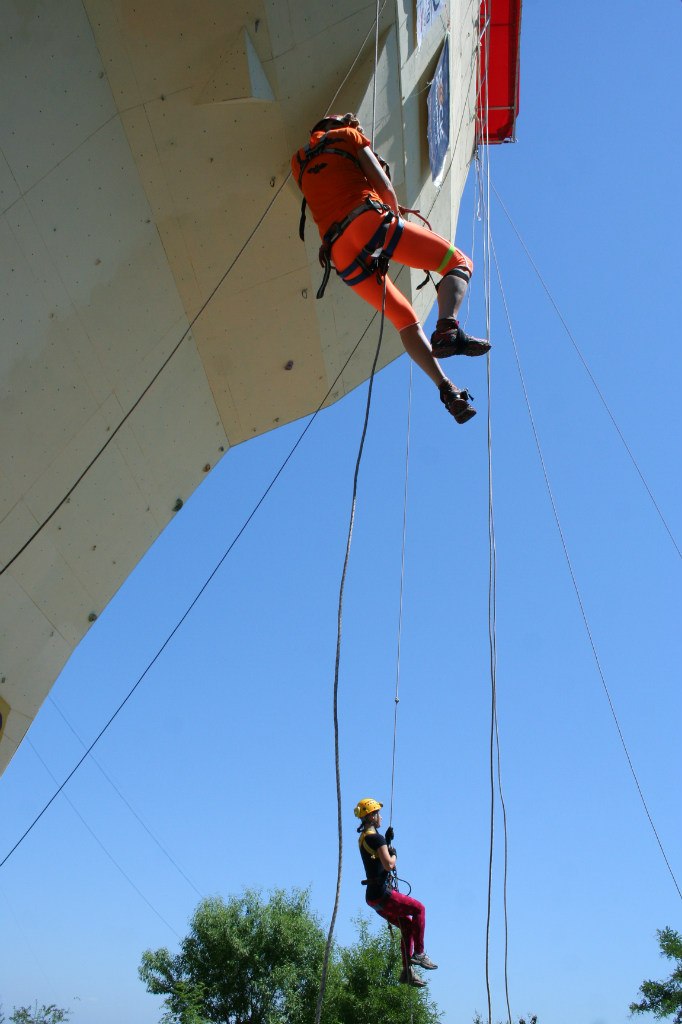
[388,361,413,828]
[489,224,682,905]
[371,0,381,146]
[491,184,682,564]
[477,8,512,1022]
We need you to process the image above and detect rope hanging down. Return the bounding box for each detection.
[314,281,387,1024]
[490,184,682,565]
[388,361,413,830]
[489,226,682,905]
[477,10,513,1023]
[314,5,385,1020]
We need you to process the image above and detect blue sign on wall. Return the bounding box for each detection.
[427,38,450,185]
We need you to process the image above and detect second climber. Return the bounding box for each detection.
[354,796,438,987]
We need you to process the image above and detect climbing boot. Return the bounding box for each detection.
[439,380,476,424]
[431,317,491,358]
[411,952,438,970]
[399,967,427,987]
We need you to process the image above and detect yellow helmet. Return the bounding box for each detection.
[354,797,383,819]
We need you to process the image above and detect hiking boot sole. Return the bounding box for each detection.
[439,382,477,424]
[432,337,491,358]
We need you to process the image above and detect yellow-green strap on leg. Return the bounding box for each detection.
[436,243,456,274]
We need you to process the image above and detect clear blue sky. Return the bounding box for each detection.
[1,4,681,1023]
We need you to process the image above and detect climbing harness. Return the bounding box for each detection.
[357,825,411,908]
[295,128,406,300]
[334,204,403,293]
[315,196,400,299]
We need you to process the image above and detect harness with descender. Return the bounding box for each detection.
[358,826,397,905]
[295,134,404,299]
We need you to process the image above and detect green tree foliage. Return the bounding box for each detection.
[139,888,440,1024]
[630,927,682,1023]
[335,917,440,1024]
[1,1006,71,1024]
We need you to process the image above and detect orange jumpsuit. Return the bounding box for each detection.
[292,126,473,331]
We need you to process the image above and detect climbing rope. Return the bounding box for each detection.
[388,361,413,829]
[477,9,513,1022]
[314,7,386,1018]
[488,227,682,904]
[314,282,387,1024]
[490,183,682,564]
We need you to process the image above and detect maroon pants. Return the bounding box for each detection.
[367,890,426,969]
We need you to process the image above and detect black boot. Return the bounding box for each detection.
[439,380,477,424]
[431,318,490,358]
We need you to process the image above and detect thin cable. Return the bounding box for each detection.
[477,16,495,1024]
[314,282,387,1024]
[0,178,289,578]
[388,360,413,828]
[324,0,388,117]
[27,739,180,938]
[49,696,203,898]
[371,0,381,146]
[482,177,514,1024]
[478,162,513,1024]
[1,0,391,580]
[490,231,682,903]
[477,14,513,1021]
[491,184,682,563]
[0,308,382,872]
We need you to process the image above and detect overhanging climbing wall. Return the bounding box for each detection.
[1,0,485,773]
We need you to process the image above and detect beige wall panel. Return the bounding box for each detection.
[1,0,115,194]
[199,266,329,439]
[83,0,274,109]
[196,28,275,104]
[118,108,205,315]
[8,528,100,649]
[139,95,291,301]
[6,199,112,408]
[22,121,187,393]
[262,0,294,58]
[0,151,21,214]
[0,214,101,520]
[20,394,124,526]
[117,335,229,505]
[0,570,72,716]
[0,502,40,572]
[31,447,167,615]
